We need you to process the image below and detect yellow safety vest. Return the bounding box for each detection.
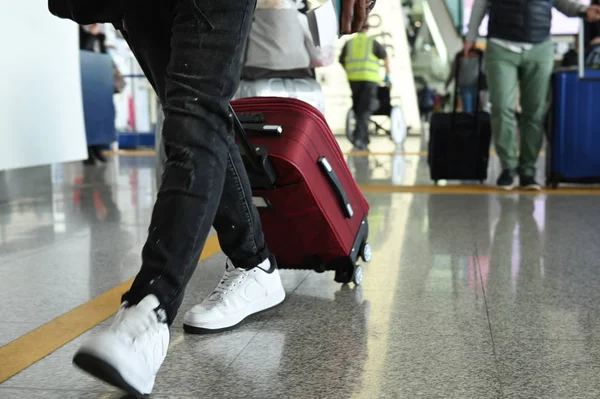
[344,33,382,83]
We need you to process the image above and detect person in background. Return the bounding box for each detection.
[417,79,435,123]
[79,23,109,165]
[465,0,600,190]
[340,24,391,151]
[80,23,106,53]
[562,37,600,68]
[561,34,580,67]
[241,0,331,80]
[402,0,416,52]
[445,41,486,113]
[585,0,600,66]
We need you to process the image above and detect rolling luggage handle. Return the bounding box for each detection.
[237,113,283,135]
[230,105,277,188]
[241,123,283,135]
[578,17,600,81]
[450,50,485,130]
[317,156,354,218]
[445,50,486,175]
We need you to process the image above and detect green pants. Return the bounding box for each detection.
[485,40,554,177]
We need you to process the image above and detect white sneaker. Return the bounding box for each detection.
[183,258,286,334]
[73,295,170,398]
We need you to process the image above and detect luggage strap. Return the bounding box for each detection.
[230,105,277,188]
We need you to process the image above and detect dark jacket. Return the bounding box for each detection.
[488,0,554,43]
[48,0,124,24]
[79,26,107,53]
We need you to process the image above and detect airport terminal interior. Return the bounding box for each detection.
[3,0,600,398]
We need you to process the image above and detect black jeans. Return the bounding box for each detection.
[120,0,269,325]
[350,81,379,146]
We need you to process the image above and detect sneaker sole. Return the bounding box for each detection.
[521,185,542,191]
[183,294,285,335]
[498,184,515,191]
[73,353,147,399]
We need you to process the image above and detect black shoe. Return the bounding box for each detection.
[92,146,107,163]
[497,169,516,190]
[83,147,96,165]
[520,175,542,191]
[353,140,369,152]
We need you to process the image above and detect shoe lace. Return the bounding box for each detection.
[113,304,157,340]
[208,261,248,302]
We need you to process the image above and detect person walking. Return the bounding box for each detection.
[79,23,111,165]
[445,42,486,114]
[340,24,391,151]
[48,0,372,397]
[465,0,600,190]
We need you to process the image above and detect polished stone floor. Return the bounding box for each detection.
[2,137,600,398]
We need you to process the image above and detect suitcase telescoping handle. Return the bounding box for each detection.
[450,50,485,135]
[577,17,600,81]
[451,50,484,115]
[229,105,277,188]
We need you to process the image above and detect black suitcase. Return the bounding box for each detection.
[428,51,492,183]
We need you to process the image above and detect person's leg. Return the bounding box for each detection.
[83,146,96,165]
[73,0,282,395]
[460,84,476,113]
[92,145,107,163]
[121,0,278,324]
[485,41,520,188]
[354,81,378,149]
[518,40,554,188]
[349,81,362,145]
[362,82,379,145]
[350,81,369,149]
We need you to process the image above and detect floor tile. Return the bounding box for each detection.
[269,286,490,338]
[2,327,249,396]
[0,389,119,399]
[0,323,43,347]
[0,233,143,324]
[495,338,600,398]
[218,327,501,399]
[3,131,600,399]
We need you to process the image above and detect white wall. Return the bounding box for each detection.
[0,0,87,171]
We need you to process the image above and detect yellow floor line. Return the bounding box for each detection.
[359,184,600,195]
[0,235,221,384]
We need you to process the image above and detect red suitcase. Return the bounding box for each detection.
[231,97,371,285]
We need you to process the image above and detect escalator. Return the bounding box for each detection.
[409,0,464,87]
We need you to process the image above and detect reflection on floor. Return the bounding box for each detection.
[2,137,600,398]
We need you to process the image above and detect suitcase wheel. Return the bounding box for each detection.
[546,178,558,189]
[334,261,363,286]
[353,265,364,286]
[360,242,372,263]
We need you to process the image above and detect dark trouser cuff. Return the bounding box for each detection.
[229,247,271,270]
